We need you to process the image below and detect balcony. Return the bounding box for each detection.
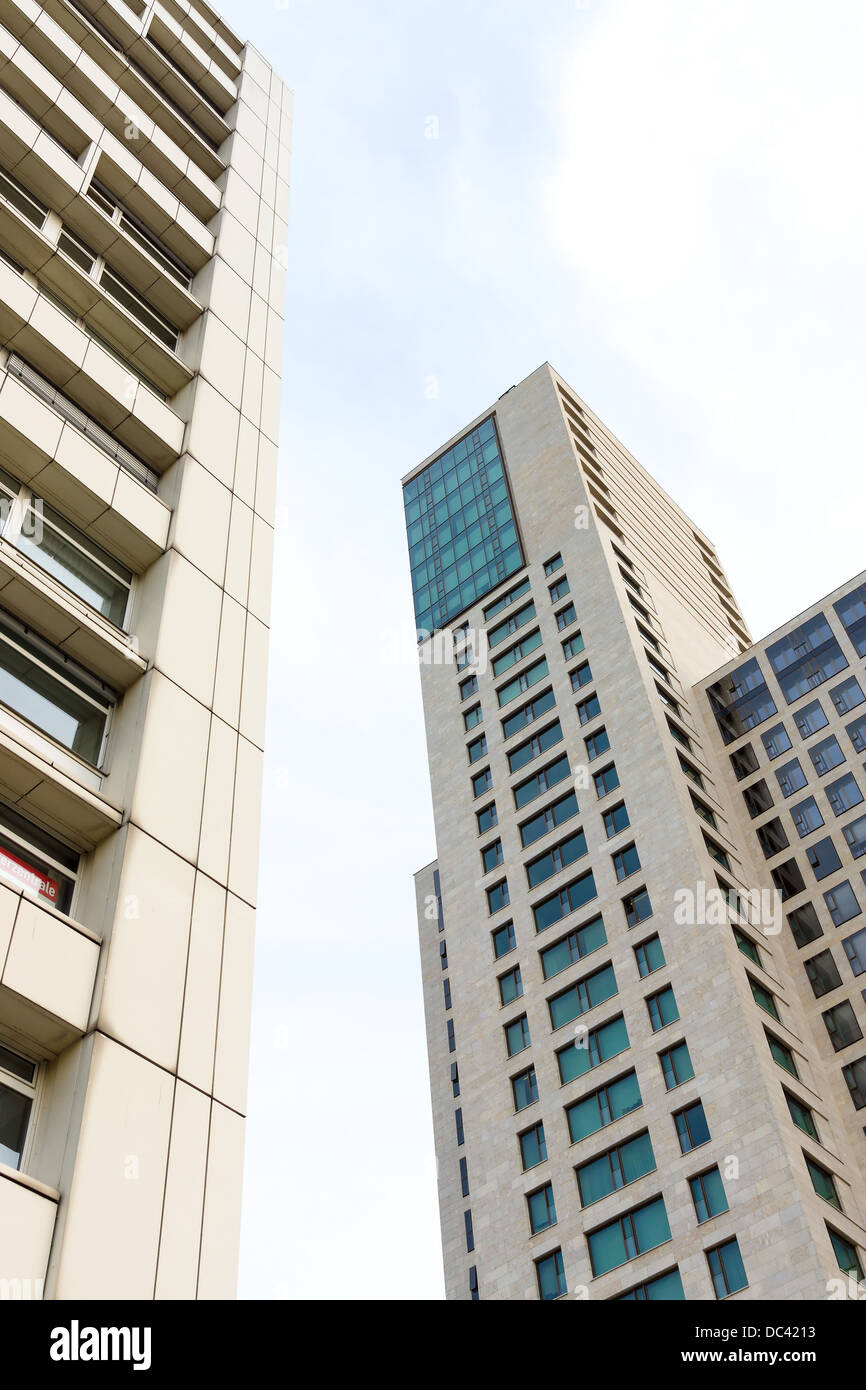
[0,1163,59,1293]
[0,879,100,1052]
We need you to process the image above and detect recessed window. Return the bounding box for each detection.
[505,1014,531,1056]
[784,1090,818,1139]
[570,661,592,692]
[562,632,585,661]
[446,1019,455,1053]
[492,627,544,678]
[613,843,641,882]
[576,692,602,725]
[520,788,579,848]
[623,885,653,928]
[842,815,866,861]
[771,858,807,901]
[459,1156,469,1196]
[846,714,866,755]
[617,1268,685,1301]
[748,976,780,1020]
[483,576,532,623]
[804,949,843,999]
[488,600,537,650]
[826,773,863,818]
[791,796,824,839]
[0,1042,38,1170]
[556,603,577,632]
[822,1000,863,1052]
[547,961,617,1030]
[540,913,606,980]
[576,1129,655,1207]
[842,926,866,976]
[464,1209,474,1252]
[513,753,571,810]
[805,1156,842,1210]
[831,676,865,716]
[756,818,788,858]
[708,658,777,742]
[603,801,630,838]
[828,1227,863,1280]
[566,1069,642,1143]
[451,1061,459,1097]
[585,727,611,762]
[499,964,523,1005]
[842,1057,866,1110]
[594,762,620,798]
[674,1100,710,1153]
[824,881,861,927]
[526,827,587,889]
[472,767,493,798]
[502,687,556,740]
[443,979,452,1010]
[733,927,761,965]
[690,1167,728,1223]
[767,1031,798,1077]
[459,674,478,701]
[512,1065,539,1111]
[463,703,483,731]
[0,614,115,767]
[497,656,549,709]
[492,920,516,959]
[557,1013,629,1084]
[634,934,665,978]
[455,1108,464,1145]
[481,839,504,873]
[467,733,488,764]
[535,1248,566,1300]
[439,940,448,971]
[533,869,597,932]
[767,612,848,705]
[729,744,759,781]
[702,834,730,870]
[810,735,845,777]
[793,699,829,740]
[487,879,510,914]
[776,759,807,797]
[647,984,678,1032]
[587,1195,671,1276]
[507,720,563,775]
[706,1238,748,1298]
[762,723,792,760]
[788,902,823,948]
[527,1182,557,1234]
[0,801,80,916]
[549,577,570,603]
[520,1122,547,1170]
[544,554,563,577]
[660,1040,694,1090]
[477,802,498,834]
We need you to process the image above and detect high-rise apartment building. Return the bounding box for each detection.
[0,0,290,1298]
[405,363,866,1301]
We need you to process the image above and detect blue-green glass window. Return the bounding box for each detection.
[603,801,630,838]
[634,934,665,978]
[648,985,678,1032]
[535,1248,566,1300]
[0,1079,31,1170]
[577,1130,655,1207]
[690,1167,728,1223]
[472,767,492,797]
[570,661,592,693]
[492,920,515,959]
[613,843,641,882]
[455,1108,464,1144]
[548,962,617,1030]
[499,964,522,1004]
[513,753,570,809]
[404,416,524,637]
[785,1090,818,1138]
[505,1013,531,1057]
[549,577,570,602]
[767,612,848,704]
[624,884,652,927]
[576,692,601,725]
[806,1156,842,1209]
[586,727,610,761]
[520,1121,547,1170]
[707,1238,748,1298]
[526,827,587,889]
[497,656,549,708]
[467,733,487,764]
[520,789,579,848]
[767,1031,799,1077]
[512,1066,538,1111]
[828,1227,864,1279]
[459,674,478,700]
[618,1267,685,1301]
[566,1069,642,1142]
[487,879,509,914]
[483,575,531,621]
[733,928,761,965]
[507,720,562,774]
[540,913,606,980]
[544,554,563,577]
[749,976,779,1020]
[459,1157,469,1196]
[528,1183,557,1234]
[533,869,597,932]
[502,687,556,740]
[477,802,498,834]
[562,632,585,660]
[481,839,503,873]
[556,602,577,632]
[463,703,483,731]
[660,1040,694,1090]
[491,627,543,677]
[588,1196,671,1276]
[488,600,536,649]
[675,1100,710,1153]
[558,1014,629,1083]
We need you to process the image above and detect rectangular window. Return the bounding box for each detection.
[690,1167,728,1223]
[806,836,842,880]
[811,735,845,776]
[477,802,498,834]
[467,733,487,764]
[734,927,761,965]
[834,584,866,657]
[603,801,630,838]
[0,614,115,766]
[512,1066,538,1111]
[784,1090,818,1139]
[842,926,866,975]
[513,753,570,810]
[660,1040,694,1090]
[463,703,483,731]
[756,817,789,858]
[535,1249,566,1300]
[776,758,807,797]
[556,602,577,632]
[528,1182,557,1234]
[587,1195,671,1276]
[558,1014,629,1084]
[804,948,843,998]
[788,902,823,947]
[585,727,611,761]
[762,723,792,759]
[847,717,866,758]
[767,1031,798,1077]
[498,964,522,1004]
[576,691,602,725]
[502,687,556,740]
[822,1000,863,1052]
[0,1042,38,1170]
[748,976,780,1020]
[570,660,593,692]
[828,1227,864,1280]
[562,632,585,661]
[0,800,79,915]
[831,676,865,716]
[635,934,665,978]
[459,674,478,700]
[743,780,774,820]
[767,613,848,704]
[526,827,587,889]
[771,858,806,901]
[446,1018,455,1053]
[496,656,549,708]
[594,763,620,798]
[842,1057,866,1110]
[481,839,503,873]
[548,961,617,1030]
[488,600,536,649]
[520,789,579,848]
[675,1100,710,1153]
[794,699,829,739]
[617,1268,685,1301]
[487,879,509,914]
[549,577,570,602]
[791,796,824,839]
[624,885,653,928]
[544,554,563,577]
[824,881,861,927]
[706,1238,748,1298]
[533,869,597,932]
[566,1069,642,1142]
[455,1108,464,1145]
[613,843,641,881]
[507,720,563,774]
[459,1156,469,1196]
[540,913,606,980]
[472,767,493,798]
[826,773,864,817]
[505,1013,531,1056]
[577,1130,656,1207]
[492,920,516,958]
[805,1156,842,1210]
[647,984,679,1031]
[464,1209,474,1252]
[520,1122,547,1170]
[483,575,532,622]
[491,627,543,677]
[708,657,777,742]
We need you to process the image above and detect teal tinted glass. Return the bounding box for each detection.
[404,417,523,637]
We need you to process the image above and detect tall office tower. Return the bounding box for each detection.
[405,364,866,1301]
[0,0,290,1298]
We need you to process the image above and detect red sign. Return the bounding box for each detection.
[0,845,59,903]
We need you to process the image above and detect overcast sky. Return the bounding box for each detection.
[215,0,866,1298]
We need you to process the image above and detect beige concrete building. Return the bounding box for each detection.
[405,364,866,1300]
[0,0,290,1298]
